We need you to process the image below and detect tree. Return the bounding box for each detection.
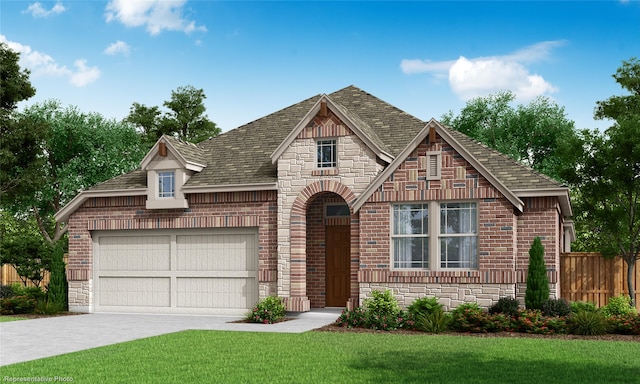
[440,91,577,181]
[525,237,550,310]
[6,100,147,243]
[0,42,40,202]
[558,58,640,306]
[126,85,220,145]
[47,242,68,309]
[0,235,53,287]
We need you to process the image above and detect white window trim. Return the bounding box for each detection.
[391,200,478,271]
[316,138,337,169]
[158,171,176,198]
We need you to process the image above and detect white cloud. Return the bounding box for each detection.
[0,35,100,87]
[23,2,66,18]
[401,41,565,101]
[69,60,101,87]
[104,40,131,56]
[104,0,207,36]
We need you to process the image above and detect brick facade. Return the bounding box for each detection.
[65,191,277,311]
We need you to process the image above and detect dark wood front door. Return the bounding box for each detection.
[325,225,350,307]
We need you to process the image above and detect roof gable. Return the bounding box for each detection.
[270,94,393,164]
[140,135,206,172]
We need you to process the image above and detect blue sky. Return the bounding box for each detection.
[2,1,639,132]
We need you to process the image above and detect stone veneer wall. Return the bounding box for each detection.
[65,191,277,311]
[276,112,384,310]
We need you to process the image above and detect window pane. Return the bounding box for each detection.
[158,171,175,198]
[393,237,428,269]
[440,236,477,268]
[393,204,428,235]
[317,140,336,168]
[440,202,476,234]
[326,204,350,217]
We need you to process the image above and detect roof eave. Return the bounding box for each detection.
[55,188,148,223]
[182,182,278,193]
[512,188,573,217]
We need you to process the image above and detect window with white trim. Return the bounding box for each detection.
[440,202,478,268]
[317,139,336,168]
[392,201,478,270]
[158,171,175,198]
[392,204,429,269]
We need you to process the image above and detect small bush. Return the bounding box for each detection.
[569,310,609,336]
[1,295,36,315]
[14,286,46,302]
[608,313,640,335]
[35,298,65,315]
[414,309,451,333]
[603,295,637,317]
[246,296,286,324]
[541,298,571,317]
[514,310,568,335]
[489,297,520,317]
[407,296,443,318]
[335,307,367,328]
[0,284,16,299]
[571,300,598,313]
[363,290,405,331]
[450,303,489,333]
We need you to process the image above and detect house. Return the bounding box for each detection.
[55,86,574,315]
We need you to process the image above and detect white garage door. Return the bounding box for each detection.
[93,229,258,315]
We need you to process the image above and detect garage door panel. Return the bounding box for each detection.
[100,235,171,271]
[176,234,257,271]
[176,277,257,309]
[99,277,170,307]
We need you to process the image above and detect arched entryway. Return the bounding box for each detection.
[306,193,351,308]
[288,180,359,310]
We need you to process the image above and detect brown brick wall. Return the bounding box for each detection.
[66,191,278,308]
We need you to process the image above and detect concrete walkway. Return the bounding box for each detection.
[0,309,341,366]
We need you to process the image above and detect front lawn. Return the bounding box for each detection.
[0,316,26,322]
[2,330,639,383]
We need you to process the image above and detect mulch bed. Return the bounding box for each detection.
[314,323,640,342]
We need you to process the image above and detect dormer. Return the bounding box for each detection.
[140,135,206,209]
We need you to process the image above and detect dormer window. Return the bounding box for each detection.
[317,139,336,168]
[158,171,175,198]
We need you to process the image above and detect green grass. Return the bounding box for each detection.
[2,331,639,383]
[0,316,26,322]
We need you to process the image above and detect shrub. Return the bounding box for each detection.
[450,303,489,333]
[335,307,367,328]
[571,300,598,313]
[14,285,46,302]
[602,295,637,317]
[569,310,609,336]
[0,284,16,299]
[366,309,409,331]
[414,309,451,333]
[246,296,286,324]
[489,296,520,317]
[47,243,68,310]
[541,298,571,317]
[608,313,640,335]
[513,310,568,335]
[35,298,65,315]
[407,296,443,318]
[1,295,36,315]
[363,290,404,331]
[525,237,549,310]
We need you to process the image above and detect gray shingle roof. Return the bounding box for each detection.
[90,85,561,192]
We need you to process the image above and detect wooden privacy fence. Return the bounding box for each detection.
[0,264,50,287]
[560,252,640,310]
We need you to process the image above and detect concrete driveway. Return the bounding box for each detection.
[0,310,340,366]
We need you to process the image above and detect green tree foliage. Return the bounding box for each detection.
[558,58,640,306]
[440,91,577,181]
[126,85,220,145]
[8,100,147,243]
[0,42,40,201]
[525,237,550,310]
[0,235,53,287]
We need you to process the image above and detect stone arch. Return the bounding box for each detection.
[287,180,357,310]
